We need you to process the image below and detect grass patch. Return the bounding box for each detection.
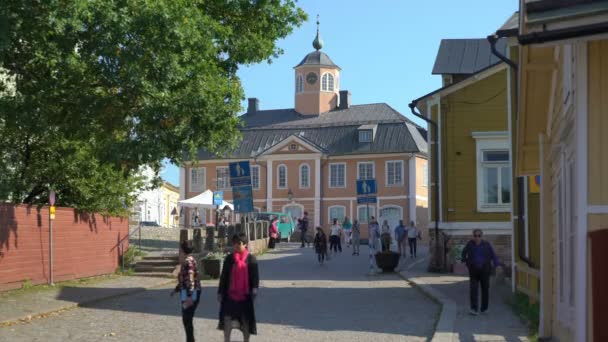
[0,274,121,298]
[507,291,540,342]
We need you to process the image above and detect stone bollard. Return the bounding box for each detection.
[193,228,203,253]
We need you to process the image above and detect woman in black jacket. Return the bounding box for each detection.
[217,233,259,342]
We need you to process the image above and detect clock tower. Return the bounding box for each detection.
[294,16,340,115]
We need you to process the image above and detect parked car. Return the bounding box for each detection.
[140,221,161,227]
[257,212,296,242]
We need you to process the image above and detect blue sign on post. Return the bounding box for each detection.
[229,161,252,187]
[232,185,253,214]
[213,191,223,206]
[356,179,377,204]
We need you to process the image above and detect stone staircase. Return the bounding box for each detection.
[132,255,179,278]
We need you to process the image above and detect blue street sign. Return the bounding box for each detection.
[357,196,378,204]
[213,191,223,206]
[229,161,252,187]
[356,179,377,195]
[232,185,253,213]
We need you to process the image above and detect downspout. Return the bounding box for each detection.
[408,101,443,272]
[487,34,535,269]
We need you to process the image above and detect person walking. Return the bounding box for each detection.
[394,220,407,258]
[342,216,353,248]
[461,229,502,315]
[298,212,310,248]
[313,227,328,264]
[218,233,259,342]
[351,219,361,255]
[173,242,202,342]
[368,217,380,252]
[329,219,342,255]
[380,219,391,252]
[268,218,278,249]
[407,221,420,258]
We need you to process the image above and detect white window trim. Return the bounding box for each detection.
[321,72,335,92]
[385,160,404,187]
[216,166,230,191]
[251,165,261,190]
[358,130,373,143]
[329,162,347,188]
[357,205,376,224]
[189,167,206,192]
[473,133,511,212]
[299,163,310,189]
[357,161,375,180]
[379,205,403,220]
[277,164,288,189]
[328,205,346,224]
[283,203,304,215]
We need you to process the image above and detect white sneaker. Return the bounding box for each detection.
[480,309,489,315]
[469,309,479,316]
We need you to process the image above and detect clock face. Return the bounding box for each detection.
[306,72,318,85]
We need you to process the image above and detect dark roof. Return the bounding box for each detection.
[194,103,427,160]
[432,38,506,75]
[295,51,340,69]
[497,12,520,36]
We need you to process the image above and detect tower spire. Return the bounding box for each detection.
[312,14,323,51]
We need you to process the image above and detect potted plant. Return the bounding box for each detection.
[374,233,401,272]
[201,251,225,279]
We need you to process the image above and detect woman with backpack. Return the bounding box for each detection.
[172,242,202,342]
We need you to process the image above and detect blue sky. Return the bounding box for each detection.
[162,0,518,186]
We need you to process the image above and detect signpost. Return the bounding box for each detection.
[49,191,56,285]
[229,161,254,214]
[357,179,377,275]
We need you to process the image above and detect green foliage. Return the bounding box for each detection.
[0,0,306,214]
[450,244,465,262]
[508,291,540,341]
[121,246,145,266]
[21,279,33,289]
[202,251,225,260]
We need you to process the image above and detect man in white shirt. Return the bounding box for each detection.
[329,219,342,255]
[407,221,420,258]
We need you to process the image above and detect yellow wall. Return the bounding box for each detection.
[440,70,510,222]
[588,40,608,206]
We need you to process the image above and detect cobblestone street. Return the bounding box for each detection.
[0,243,439,342]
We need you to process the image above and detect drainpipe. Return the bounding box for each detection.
[408,101,443,273]
[487,34,535,269]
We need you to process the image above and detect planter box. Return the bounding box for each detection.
[375,252,400,273]
[201,258,222,279]
[453,262,468,275]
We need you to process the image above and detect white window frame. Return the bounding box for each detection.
[321,72,334,92]
[422,163,428,187]
[329,162,346,188]
[473,134,511,212]
[562,44,573,112]
[385,160,404,187]
[328,205,346,224]
[357,161,374,180]
[357,205,376,224]
[299,163,310,189]
[216,166,230,191]
[277,164,287,189]
[251,165,260,190]
[296,74,303,93]
[189,167,206,192]
[358,130,373,143]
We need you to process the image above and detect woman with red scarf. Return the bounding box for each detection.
[217,233,259,342]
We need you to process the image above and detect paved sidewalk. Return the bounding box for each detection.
[400,248,530,342]
[0,275,173,326]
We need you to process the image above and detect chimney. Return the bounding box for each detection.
[338,90,351,109]
[247,98,259,114]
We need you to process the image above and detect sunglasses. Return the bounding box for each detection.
[474,234,482,238]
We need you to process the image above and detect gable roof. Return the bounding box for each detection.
[432,38,506,75]
[193,103,427,160]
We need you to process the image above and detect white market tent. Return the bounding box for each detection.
[177,190,234,211]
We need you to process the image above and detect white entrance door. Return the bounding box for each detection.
[379,206,402,249]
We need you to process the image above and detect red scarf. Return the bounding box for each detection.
[228,249,250,301]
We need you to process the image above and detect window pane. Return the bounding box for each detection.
[359,130,372,143]
[322,74,328,91]
[484,167,498,203]
[357,206,375,224]
[301,165,309,187]
[328,74,334,91]
[483,151,509,162]
[330,207,345,223]
[330,164,345,187]
[217,168,229,190]
[501,167,511,204]
[278,166,286,188]
[388,161,402,185]
[252,166,259,189]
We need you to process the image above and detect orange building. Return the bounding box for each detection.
[180,27,428,240]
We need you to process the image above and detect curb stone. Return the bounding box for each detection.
[0,278,175,328]
[398,257,458,342]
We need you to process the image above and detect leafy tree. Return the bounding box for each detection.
[0,0,306,214]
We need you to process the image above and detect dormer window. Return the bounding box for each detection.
[321,73,334,92]
[359,130,372,143]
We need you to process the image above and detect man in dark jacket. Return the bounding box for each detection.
[461,229,502,315]
[299,212,310,248]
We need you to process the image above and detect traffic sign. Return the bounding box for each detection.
[49,191,56,206]
[356,179,377,204]
[229,161,252,187]
[357,196,377,204]
[50,206,56,220]
[232,185,253,214]
[213,191,224,206]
